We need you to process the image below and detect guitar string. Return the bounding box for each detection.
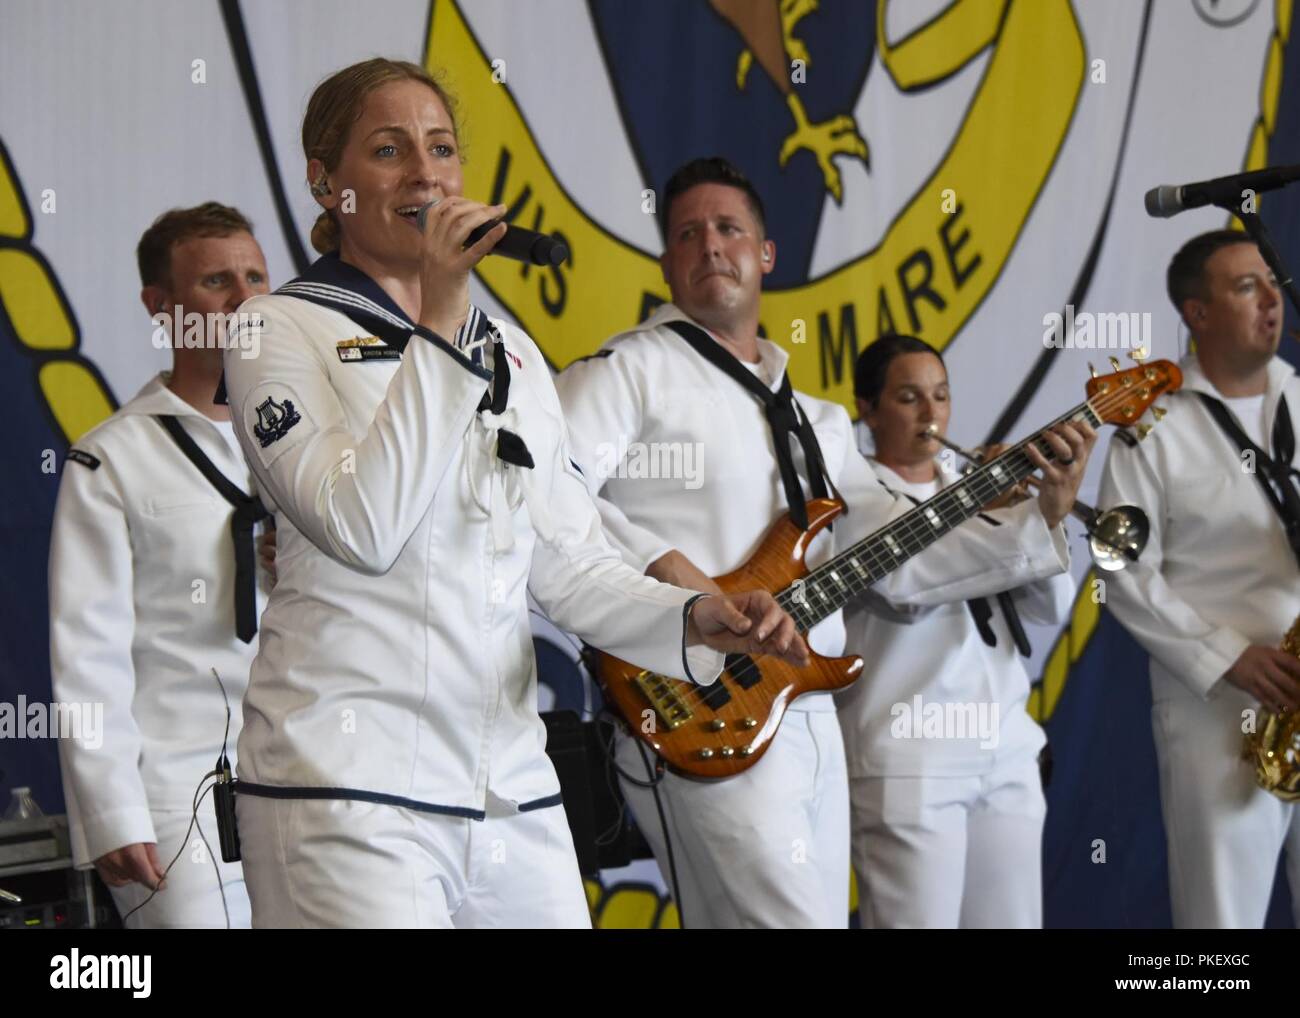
[786,402,1102,626]
[675,402,1096,700]
[727,405,1107,691]
[653,377,1163,723]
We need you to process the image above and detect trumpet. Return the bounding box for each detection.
[919,426,1149,571]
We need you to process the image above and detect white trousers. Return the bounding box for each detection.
[236,794,591,928]
[848,755,1045,929]
[1153,695,1300,928]
[615,710,849,928]
[109,809,250,929]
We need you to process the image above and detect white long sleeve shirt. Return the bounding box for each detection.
[554,303,1071,712]
[221,267,720,819]
[835,460,1076,776]
[1098,353,1300,706]
[48,374,264,866]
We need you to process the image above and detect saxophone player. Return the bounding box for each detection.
[1099,229,1300,928]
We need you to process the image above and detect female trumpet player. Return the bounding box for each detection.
[836,334,1077,928]
[220,58,808,928]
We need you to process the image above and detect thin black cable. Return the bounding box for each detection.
[597,709,664,789]
[120,669,239,928]
[590,711,686,925]
[591,714,629,849]
[634,739,686,930]
[192,808,231,929]
[212,667,233,762]
[120,772,219,925]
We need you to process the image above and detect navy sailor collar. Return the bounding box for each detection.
[278,251,496,360]
[277,256,527,466]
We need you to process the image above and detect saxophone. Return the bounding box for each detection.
[1243,615,1300,801]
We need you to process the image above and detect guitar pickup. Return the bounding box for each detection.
[699,677,731,710]
[725,653,762,690]
[633,670,693,730]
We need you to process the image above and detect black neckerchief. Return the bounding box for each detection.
[480,338,533,469]
[154,416,268,643]
[664,319,833,531]
[1199,392,1300,569]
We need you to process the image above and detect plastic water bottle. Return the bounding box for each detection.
[2,787,43,821]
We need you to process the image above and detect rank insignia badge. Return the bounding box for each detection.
[336,336,400,362]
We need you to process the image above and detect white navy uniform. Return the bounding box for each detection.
[555,303,1071,928]
[221,255,722,929]
[49,373,264,928]
[1099,353,1300,928]
[837,458,1075,928]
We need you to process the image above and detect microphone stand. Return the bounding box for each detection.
[1226,208,1300,320]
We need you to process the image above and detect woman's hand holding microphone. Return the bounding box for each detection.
[414,198,507,341]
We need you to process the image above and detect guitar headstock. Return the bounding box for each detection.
[1085,351,1183,429]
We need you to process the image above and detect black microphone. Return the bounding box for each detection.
[416,203,569,265]
[1145,164,1300,218]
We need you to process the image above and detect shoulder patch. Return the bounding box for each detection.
[252,396,303,448]
[66,448,101,471]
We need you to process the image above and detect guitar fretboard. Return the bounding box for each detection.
[778,400,1101,630]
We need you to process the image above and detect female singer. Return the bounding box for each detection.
[222,58,806,929]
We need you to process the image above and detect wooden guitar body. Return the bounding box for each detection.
[594,498,863,780]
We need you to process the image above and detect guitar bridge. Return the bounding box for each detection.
[633,670,694,730]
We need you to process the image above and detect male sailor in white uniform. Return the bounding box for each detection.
[555,157,1095,928]
[50,202,271,928]
[1099,229,1300,928]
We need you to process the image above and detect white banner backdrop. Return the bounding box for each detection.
[1,0,1290,926]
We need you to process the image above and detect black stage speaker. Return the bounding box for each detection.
[541,711,653,877]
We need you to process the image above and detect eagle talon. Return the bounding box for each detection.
[736,49,753,90]
[778,96,870,203]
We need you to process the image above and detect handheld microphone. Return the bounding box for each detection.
[416,202,569,266]
[1144,164,1300,218]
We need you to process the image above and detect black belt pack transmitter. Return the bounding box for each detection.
[214,754,241,863]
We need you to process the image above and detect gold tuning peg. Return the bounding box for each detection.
[1088,362,1098,379]
[1129,345,1150,362]
[1109,356,1121,371]
[1151,406,1167,421]
[1137,423,1153,440]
